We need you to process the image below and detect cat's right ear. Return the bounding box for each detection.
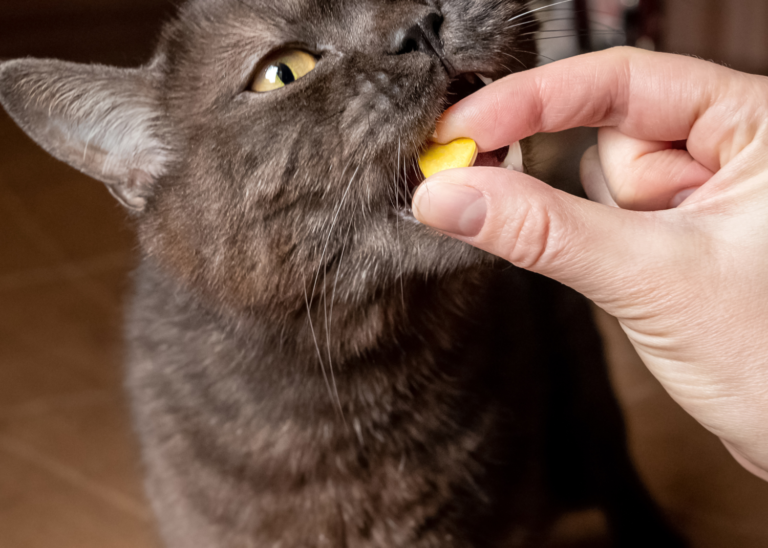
[0,58,169,212]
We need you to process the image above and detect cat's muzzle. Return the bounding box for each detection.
[403,72,518,208]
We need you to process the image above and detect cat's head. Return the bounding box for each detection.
[0,0,538,318]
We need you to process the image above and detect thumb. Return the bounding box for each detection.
[412,167,686,308]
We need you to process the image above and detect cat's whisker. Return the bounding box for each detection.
[387,160,399,211]
[306,159,360,422]
[322,262,331,397]
[323,254,347,427]
[311,165,359,307]
[531,16,623,32]
[329,221,353,356]
[507,16,543,28]
[506,2,580,32]
[533,12,624,33]
[506,21,541,34]
[508,0,573,24]
[397,138,406,310]
[525,27,623,36]
[507,47,557,65]
[396,137,402,211]
[303,281,339,420]
[532,32,624,42]
[308,159,351,309]
[496,50,530,71]
[328,221,353,415]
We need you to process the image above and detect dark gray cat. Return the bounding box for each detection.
[0,0,685,546]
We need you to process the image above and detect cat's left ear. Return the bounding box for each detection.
[0,58,169,211]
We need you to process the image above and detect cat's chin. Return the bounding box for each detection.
[394,207,420,224]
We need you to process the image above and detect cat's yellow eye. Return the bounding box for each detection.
[250,49,317,92]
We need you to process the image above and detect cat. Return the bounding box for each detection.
[0,0,686,546]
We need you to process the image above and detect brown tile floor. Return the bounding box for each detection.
[2,10,768,547]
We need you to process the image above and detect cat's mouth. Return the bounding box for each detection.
[401,72,521,212]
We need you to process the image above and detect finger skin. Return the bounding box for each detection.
[435,47,768,175]
[580,145,618,207]
[414,167,680,306]
[597,127,714,210]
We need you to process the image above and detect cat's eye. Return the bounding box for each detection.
[250,49,317,92]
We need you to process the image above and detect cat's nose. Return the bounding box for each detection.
[391,11,455,76]
[392,11,443,57]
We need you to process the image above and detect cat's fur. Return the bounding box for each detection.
[0,0,685,546]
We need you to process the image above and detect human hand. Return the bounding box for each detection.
[412,47,768,480]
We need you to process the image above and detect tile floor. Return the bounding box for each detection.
[1,6,768,548]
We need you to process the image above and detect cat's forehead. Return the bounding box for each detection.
[164,0,470,64]
[176,0,392,39]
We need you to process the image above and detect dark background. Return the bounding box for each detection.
[0,0,174,65]
[1,1,768,547]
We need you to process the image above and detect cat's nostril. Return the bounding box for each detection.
[394,25,426,56]
[425,11,443,40]
[393,11,444,57]
[399,36,420,55]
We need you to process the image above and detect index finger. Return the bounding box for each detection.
[435,47,763,173]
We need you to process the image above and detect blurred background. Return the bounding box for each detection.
[1,1,768,547]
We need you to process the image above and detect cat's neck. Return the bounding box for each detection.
[126,258,516,529]
[128,258,503,418]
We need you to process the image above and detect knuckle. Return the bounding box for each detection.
[484,187,567,272]
[611,182,639,208]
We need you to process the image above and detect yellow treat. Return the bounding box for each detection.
[418,138,478,178]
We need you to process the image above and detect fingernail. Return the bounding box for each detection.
[412,180,487,237]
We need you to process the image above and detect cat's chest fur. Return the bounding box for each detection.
[127,256,558,547]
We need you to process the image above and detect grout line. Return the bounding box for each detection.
[0,435,152,522]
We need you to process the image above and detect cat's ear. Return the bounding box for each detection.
[0,58,169,211]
